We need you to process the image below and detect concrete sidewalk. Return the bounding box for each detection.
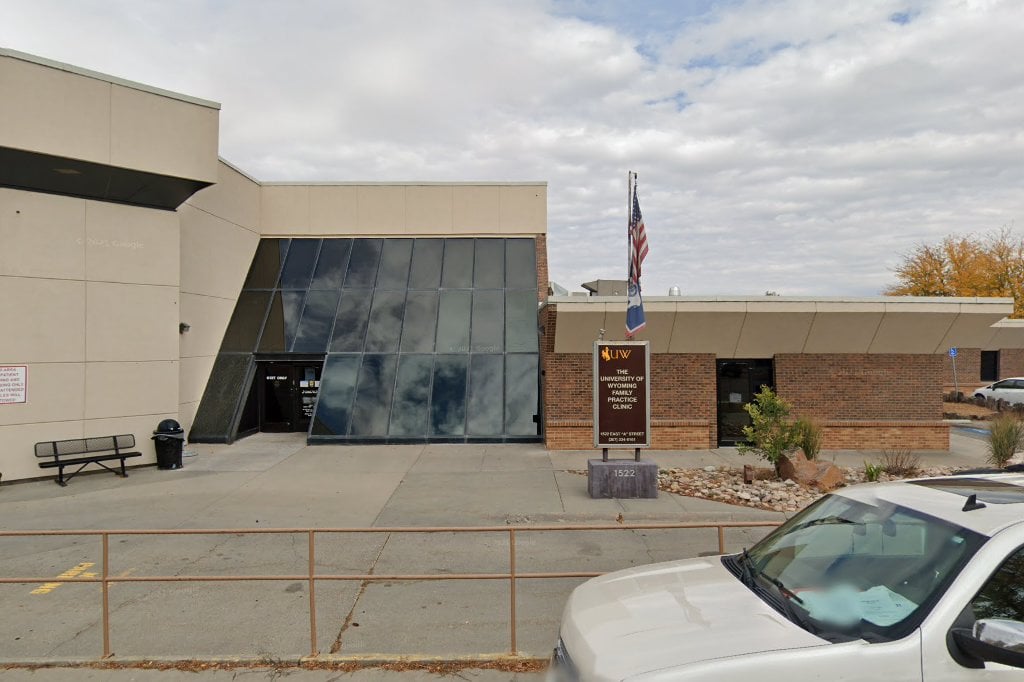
[0,431,990,679]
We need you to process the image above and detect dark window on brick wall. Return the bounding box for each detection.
[981,350,1000,382]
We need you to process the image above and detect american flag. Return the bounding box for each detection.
[625,180,648,336]
[629,187,649,283]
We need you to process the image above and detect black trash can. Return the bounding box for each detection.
[152,419,185,470]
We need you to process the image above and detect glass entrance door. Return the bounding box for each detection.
[259,362,323,433]
[716,359,774,446]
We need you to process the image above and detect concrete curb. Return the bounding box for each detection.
[0,654,549,669]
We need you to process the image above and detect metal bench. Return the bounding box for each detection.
[35,435,142,486]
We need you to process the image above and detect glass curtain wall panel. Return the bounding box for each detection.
[310,240,352,289]
[191,237,541,443]
[292,290,341,353]
[258,291,306,352]
[278,239,320,290]
[389,355,433,436]
[243,239,289,289]
[467,354,503,435]
[311,354,361,436]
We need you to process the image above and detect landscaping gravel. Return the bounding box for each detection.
[657,465,963,513]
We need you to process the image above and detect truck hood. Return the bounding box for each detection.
[560,556,828,680]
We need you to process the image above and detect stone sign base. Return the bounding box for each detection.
[587,458,659,499]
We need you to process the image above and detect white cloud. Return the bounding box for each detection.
[2,0,1022,297]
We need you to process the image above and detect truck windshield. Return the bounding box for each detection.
[744,493,985,642]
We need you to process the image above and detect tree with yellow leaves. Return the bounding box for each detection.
[885,228,1024,318]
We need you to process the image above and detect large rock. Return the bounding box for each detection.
[778,451,845,492]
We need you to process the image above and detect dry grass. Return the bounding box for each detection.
[2,658,550,674]
[881,448,921,476]
[943,401,997,419]
[988,415,1024,468]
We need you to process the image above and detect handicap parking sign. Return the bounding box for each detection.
[949,347,958,358]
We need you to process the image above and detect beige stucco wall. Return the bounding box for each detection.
[551,296,1015,355]
[260,183,547,236]
[176,162,262,433]
[0,49,220,184]
[0,188,180,481]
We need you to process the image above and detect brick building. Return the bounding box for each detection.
[542,296,1024,451]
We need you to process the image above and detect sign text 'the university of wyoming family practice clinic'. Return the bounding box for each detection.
[593,341,651,448]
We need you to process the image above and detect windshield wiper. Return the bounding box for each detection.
[740,549,803,603]
[739,548,816,638]
[786,515,858,535]
[739,548,757,588]
[760,571,804,604]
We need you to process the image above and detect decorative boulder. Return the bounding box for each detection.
[778,451,845,492]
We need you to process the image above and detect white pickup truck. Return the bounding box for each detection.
[549,474,1024,681]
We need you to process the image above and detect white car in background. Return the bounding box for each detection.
[548,475,1024,681]
[974,378,1024,405]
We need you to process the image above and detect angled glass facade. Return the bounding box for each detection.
[189,237,541,443]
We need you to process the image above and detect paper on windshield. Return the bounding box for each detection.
[799,584,918,627]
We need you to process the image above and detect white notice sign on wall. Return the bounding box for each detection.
[0,366,27,404]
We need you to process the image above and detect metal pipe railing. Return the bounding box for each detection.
[0,521,779,660]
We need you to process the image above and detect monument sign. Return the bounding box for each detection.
[590,341,656,498]
[593,340,650,448]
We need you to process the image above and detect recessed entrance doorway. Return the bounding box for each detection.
[716,359,774,446]
[258,361,323,433]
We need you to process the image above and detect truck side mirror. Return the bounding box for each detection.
[951,619,1024,669]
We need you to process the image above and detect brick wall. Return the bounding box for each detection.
[942,347,980,392]
[535,234,548,302]
[821,421,949,449]
[775,354,947,450]
[541,306,716,449]
[541,310,953,451]
[940,347,1024,391]
[775,354,944,420]
[1000,348,1024,378]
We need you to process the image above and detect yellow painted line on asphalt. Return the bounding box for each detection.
[30,562,95,595]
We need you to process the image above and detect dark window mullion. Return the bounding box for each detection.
[273,239,291,290]
[346,352,365,436]
[286,288,311,353]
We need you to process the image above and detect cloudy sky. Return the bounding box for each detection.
[4,0,1023,296]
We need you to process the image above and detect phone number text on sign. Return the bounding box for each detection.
[0,366,27,404]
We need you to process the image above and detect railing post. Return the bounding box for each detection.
[717,526,725,555]
[308,530,318,657]
[101,532,111,659]
[509,528,517,655]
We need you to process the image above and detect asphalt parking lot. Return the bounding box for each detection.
[0,432,989,679]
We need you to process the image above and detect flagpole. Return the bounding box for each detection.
[626,170,631,278]
[626,171,633,337]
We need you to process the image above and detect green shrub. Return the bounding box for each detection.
[794,418,823,460]
[987,415,1024,468]
[737,387,798,475]
[864,461,884,482]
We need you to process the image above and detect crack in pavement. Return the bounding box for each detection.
[328,531,392,654]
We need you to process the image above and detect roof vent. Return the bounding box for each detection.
[668,286,681,296]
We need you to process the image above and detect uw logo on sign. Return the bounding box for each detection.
[601,347,631,361]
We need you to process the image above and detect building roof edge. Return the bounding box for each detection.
[0,47,221,110]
